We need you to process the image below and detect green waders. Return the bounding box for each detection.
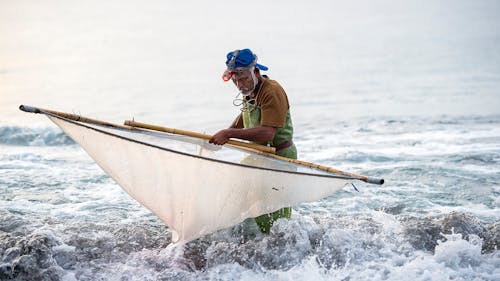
[242,103,297,234]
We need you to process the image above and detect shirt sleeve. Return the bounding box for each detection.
[259,81,289,128]
[230,113,243,128]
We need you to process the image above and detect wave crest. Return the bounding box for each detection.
[0,127,74,146]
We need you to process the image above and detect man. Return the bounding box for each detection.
[209,48,297,233]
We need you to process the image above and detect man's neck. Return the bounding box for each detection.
[250,76,265,98]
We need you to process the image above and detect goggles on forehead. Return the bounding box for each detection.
[221,66,254,82]
[223,49,258,82]
[222,70,234,82]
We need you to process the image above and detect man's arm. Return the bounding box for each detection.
[209,125,276,145]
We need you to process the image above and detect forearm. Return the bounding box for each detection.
[226,126,275,143]
[209,125,276,145]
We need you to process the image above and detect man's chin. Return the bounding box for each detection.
[240,90,252,96]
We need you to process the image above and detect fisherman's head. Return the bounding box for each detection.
[222,49,268,96]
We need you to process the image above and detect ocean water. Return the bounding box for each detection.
[1,0,499,280]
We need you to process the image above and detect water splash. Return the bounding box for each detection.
[0,212,498,280]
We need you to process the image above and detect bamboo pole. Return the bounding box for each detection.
[19,105,383,185]
[248,149,384,185]
[19,105,132,130]
[124,120,276,154]
[124,120,384,185]
[18,105,274,154]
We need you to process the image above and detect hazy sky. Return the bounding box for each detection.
[1,0,499,127]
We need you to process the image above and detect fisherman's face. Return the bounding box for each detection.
[232,70,254,95]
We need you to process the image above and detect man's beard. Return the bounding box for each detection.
[240,88,254,96]
[240,70,258,97]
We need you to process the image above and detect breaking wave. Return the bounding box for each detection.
[0,127,74,146]
[0,211,498,281]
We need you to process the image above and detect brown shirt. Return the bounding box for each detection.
[232,77,290,128]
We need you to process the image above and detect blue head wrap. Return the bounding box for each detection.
[225,49,268,71]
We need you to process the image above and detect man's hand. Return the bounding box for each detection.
[209,129,232,145]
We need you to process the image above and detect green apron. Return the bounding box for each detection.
[242,102,297,233]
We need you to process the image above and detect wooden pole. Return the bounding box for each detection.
[124,120,383,185]
[248,149,383,184]
[19,105,132,130]
[124,120,276,154]
[20,105,383,185]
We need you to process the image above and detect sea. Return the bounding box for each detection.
[1,0,499,280]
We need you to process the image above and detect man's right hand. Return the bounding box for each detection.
[209,129,232,145]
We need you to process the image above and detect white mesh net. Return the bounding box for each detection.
[49,115,356,243]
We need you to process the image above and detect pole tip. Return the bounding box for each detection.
[366,177,384,185]
[19,105,41,113]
